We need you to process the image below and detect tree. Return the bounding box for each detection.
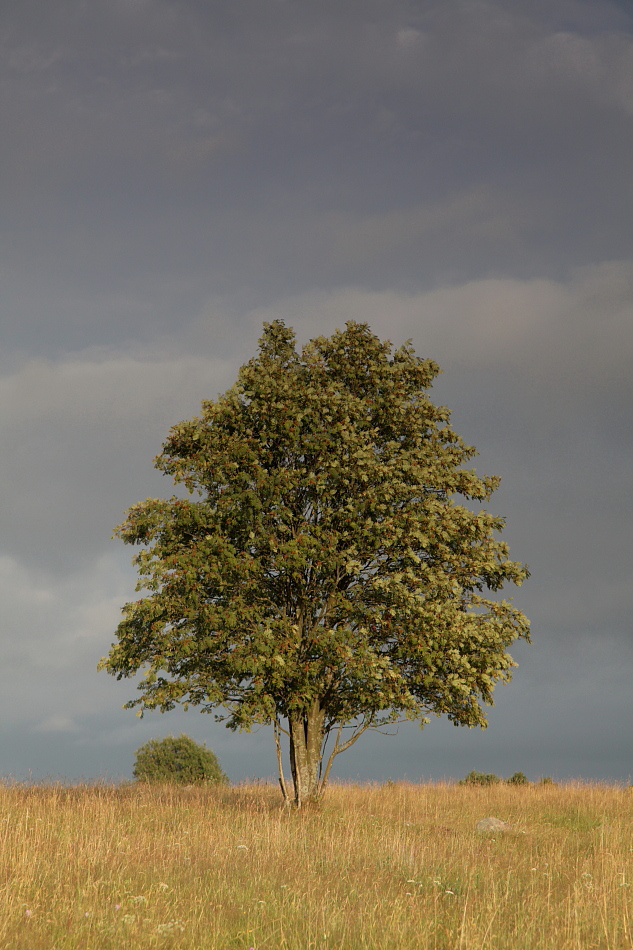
[133,733,228,785]
[506,771,529,785]
[458,770,501,786]
[99,321,530,807]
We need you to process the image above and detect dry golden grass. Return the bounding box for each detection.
[0,779,631,949]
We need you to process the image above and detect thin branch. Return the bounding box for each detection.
[318,723,343,792]
[274,718,290,804]
[364,717,412,736]
[275,719,290,737]
[318,718,374,794]
[330,719,374,758]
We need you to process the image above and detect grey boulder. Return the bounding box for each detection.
[476,816,512,832]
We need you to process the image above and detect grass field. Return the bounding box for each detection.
[0,779,631,949]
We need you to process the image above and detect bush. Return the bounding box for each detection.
[506,771,529,785]
[458,770,501,786]
[133,734,229,785]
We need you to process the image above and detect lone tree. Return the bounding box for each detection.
[100,321,529,807]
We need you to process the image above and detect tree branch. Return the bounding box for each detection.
[318,717,375,794]
[274,717,291,804]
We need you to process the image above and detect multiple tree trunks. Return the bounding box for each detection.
[288,701,326,806]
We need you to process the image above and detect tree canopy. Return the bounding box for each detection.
[100,321,530,805]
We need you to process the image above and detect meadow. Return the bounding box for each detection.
[0,779,631,949]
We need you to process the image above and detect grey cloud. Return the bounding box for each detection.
[2,1,632,361]
[1,0,632,784]
[0,351,239,573]
[5,2,631,169]
[0,552,127,670]
[2,263,630,598]
[243,263,633,393]
[34,715,81,734]
[524,30,633,114]
[320,188,530,271]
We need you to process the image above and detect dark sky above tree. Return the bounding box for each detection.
[1,0,631,783]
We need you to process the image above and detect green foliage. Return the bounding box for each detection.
[100,321,530,803]
[507,771,530,785]
[133,734,228,785]
[459,770,530,785]
[459,770,502,786]
[539,776,557,786]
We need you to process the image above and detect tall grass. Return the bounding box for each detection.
[0,779,631,948]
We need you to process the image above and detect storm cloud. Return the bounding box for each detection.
[1,0,631,783]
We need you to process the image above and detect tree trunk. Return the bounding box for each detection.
[288,698,325,807]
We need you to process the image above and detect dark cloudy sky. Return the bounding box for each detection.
[2,0,632,785]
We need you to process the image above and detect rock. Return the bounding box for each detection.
[476,816,512,833]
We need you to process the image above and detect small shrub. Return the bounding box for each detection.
[507,771,529,785]
[133,734,229,785]
[539,776,557,786]
[458,770,501,786]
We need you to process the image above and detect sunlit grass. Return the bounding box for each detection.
[0,779,631,948]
